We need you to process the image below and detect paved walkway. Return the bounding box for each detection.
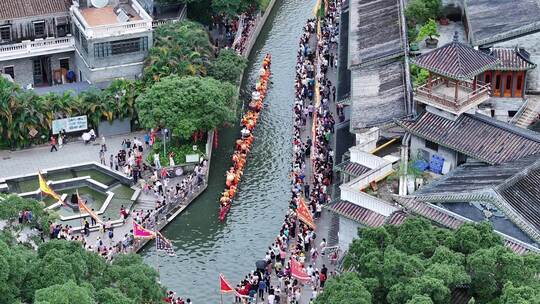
[0,132,144,179]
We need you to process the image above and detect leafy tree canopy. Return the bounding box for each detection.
[324,218,540,304]
[0,217,164,304]
[144,21,214,83]
[209,49,248,85]
[314,272,371,304]
[136,75,237,139]
[211,0,258,16]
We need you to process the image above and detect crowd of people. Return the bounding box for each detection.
[219,54,272,221]
[233,13,257,56]
[232,4,341,300]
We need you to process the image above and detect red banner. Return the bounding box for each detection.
[219,273,235,294]
[291,258,311,282]
[297,198,316,229]
[133,220,156,239]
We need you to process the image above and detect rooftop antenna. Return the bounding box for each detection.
[90,0,108,8]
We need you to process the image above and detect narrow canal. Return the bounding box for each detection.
[141,0,317,301]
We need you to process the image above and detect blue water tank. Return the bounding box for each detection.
[429,155,445,174]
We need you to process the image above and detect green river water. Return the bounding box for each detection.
[141,0,317,301]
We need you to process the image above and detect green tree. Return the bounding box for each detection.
[34,280,93,304]
[209,49,248,85]
[211,0,257,16]
[136,75,237,139]
[96,288,135,304]
[406,294,434,304]
[144,21,214,82]
[314,272,371,304]
[416,19,439,42]
[500,282,540,304]
[405,0,441,25]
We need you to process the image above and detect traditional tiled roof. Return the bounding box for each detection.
[497,164,540,231]
[335,161,371,177]
[411,154,540,243]
[397,111,540,164]
[491,48,537,71]
[414,155,540,196]
[396,197,464,229]
[0,0,71,20]
[465,0,540,46]
[412,42,499,80]
[351,60,408,130]
[326,200,387,227]
[395,196,539,255]
[348,0,405,67]
[385,210,409,225]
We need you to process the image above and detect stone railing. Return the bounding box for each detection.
[0,36,75,61]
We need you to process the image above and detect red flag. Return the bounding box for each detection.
[219,273,235,294]
[297,198,316,229]
[291,258,310,282]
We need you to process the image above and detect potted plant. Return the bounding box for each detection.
[416,19,440,49]
[439,14,449,25]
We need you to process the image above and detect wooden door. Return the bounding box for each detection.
[515,72,524,97]
[494,71,502,96]
[504,72,513,97]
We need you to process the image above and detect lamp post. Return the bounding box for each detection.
[163,128,168,160]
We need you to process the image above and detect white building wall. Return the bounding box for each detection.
[340,186,398,216]
[410,135,458,171]
[338,217,361,252]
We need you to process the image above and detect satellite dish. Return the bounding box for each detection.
[90,0,109,8]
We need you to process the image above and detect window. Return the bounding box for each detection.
[94,42,111,58]
[3,66,14,79]
[0,26,11,42]
[505,74,512,90]
[495,75,501,90]
[33,21,45,37]
[73,25,80,43]
[59,58,70,71]
[425,140,439,151]
[95,37,149,58]
[110,37,148,55]
[81,35,88,54]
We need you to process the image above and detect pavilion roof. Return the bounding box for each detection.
[412,41,499,80]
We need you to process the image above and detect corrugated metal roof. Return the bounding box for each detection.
[0,0,71,20]
[491,48,536,71]
[413,42,499,80]
[398,111,540,164]
[326,200,387,227]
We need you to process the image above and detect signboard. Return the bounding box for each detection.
[185,154,200,163]
[52,115,88,134]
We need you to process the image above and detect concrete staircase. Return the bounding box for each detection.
[513,97,540,128]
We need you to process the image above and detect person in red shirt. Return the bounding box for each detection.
[50,136,58,152]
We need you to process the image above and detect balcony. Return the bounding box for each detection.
[0,37,75,61]
[70,0,153,39]
[415,77,491,115]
